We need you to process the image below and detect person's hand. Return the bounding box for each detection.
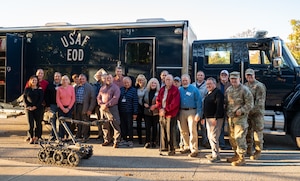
[201,119,205,125]
[159,109,165,117]
[236,108,242,116]
[63,108,69,113]
[150,105,156,111]
[211,118,217,126]
[100,104,107,111]
[133,115,137,120]
[194,114,200,122]
[87,110,92,116]
[144,103,149,108]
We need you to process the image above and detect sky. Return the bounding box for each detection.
[1,0,299,42]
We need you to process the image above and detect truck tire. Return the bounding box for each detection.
[291,112,300,148]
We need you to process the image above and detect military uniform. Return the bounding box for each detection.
[244,69,266,160]
[225,71,253,166]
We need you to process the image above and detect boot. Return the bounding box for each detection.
[246,146,252,157]
[226,152,239,163]
[250,150,261,160]
[231,154,246,166]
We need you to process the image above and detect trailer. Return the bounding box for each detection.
[0,19,196,103]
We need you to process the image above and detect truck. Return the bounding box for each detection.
[0,19,196,103]
[192,31,300,148]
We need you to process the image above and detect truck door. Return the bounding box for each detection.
[121,38,155,79]
[247,47,295,109]
[6,34,23,103]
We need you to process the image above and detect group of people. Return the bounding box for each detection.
[23,66,266,166]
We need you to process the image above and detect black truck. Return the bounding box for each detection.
[0,19,196,103]
[192,31,300,147]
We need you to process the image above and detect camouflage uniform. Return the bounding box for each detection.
[244,79,266,156]
[225,79,253,160]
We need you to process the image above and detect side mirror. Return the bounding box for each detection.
[270,39,282,68]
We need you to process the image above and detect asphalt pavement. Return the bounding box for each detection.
[0,114,300,181]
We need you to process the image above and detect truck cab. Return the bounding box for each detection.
[192,32,300,147]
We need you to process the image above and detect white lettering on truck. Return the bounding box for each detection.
[60,32,90,61]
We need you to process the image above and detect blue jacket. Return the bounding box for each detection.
[118,86,138,114]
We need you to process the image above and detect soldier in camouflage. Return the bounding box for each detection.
[225,71,253,166]
[244,68,266,160]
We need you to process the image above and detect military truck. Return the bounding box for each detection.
[192,31,300,147]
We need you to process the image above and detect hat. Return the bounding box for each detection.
[174,76,181,82]
[220,70,229,75]
[245,68,255,75]
[229,71,240,79]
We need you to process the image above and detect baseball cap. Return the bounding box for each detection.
[229,71,240,79]
[245,68,255,75]
[174,76,181,82]
[220,70,229,75]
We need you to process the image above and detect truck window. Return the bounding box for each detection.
[205,43,232,65]
[249,50,271,65]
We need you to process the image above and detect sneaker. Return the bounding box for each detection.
[180,149,191,154]
[127,141,134,147]
[250,151,261,160]
[144,142,151,149]
[118,140,128,147]
[188,152,198,158]
[208,156,221,163]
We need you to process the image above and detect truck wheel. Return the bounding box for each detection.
[291,112,300,148]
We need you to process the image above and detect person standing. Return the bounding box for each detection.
[244,68,266,160]
[178,74,202,158]
[225,71,253,166]
[97,74,121,148]
[93,68,107,141]
[156,74,180,156]
[24,69,49,142]
[160,70,169,87]
[23,75,44,144]
[192,70,209,148]
[119,77,138,147]
[204,77,224,163]
[113,66,124,88]
[56,75,75,140]
[143,78,160,148]
[216,70,232,150]
[45,72,62,140]
[135,74,147,144]
[74,74,96,143]
[71,74,79,87]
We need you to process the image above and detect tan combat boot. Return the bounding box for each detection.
[226,152,239,163]
[231,154,246,166]
[250,150,261,160]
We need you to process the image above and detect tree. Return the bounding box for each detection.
[287,19,300,64]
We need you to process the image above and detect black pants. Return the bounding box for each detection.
[136,104,144,143]
[144,115,159,143]
[26,108,43,138]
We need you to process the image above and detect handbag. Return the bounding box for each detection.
[144,107,153,116]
